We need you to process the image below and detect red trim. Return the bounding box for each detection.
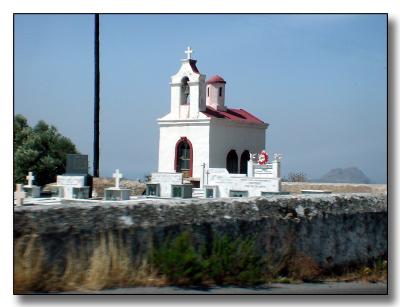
[174,137,193,177]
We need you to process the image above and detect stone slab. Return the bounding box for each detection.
[104,188,130,201]
[23,185,41,198]
[72,186,90,199]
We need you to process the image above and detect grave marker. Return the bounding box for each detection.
[14,184,26,206]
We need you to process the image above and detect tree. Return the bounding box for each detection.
[14,114,79,186]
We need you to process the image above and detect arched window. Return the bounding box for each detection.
[226,150,238,174]
[240,150,250,174]
[175,137,193,178]
[181,77,190,105]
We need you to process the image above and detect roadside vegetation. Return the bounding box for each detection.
[14,114,78,187]
[14,231,387,293]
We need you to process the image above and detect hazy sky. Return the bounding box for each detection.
[14,14,387,183]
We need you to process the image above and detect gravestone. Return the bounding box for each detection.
[204,185,218,198]
[171,184,192,198]
[14,184,26,206]
[66,154,88,174]
[104,169,131,201]
[56,154,91,199]
[148,172,183,198]
[23,171,41,198]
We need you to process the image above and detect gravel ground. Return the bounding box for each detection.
[63,282,387,295]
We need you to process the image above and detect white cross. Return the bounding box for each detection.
[184,46,193,60]
[26,171,35,187]
[14,184,26,206]
[274,153,283,161]
[113,169,123,189]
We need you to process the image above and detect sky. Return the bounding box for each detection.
[14,14,387,183]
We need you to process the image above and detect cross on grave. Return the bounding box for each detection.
[26,171,35,187]
[14,184,26,206]
[184,46,193,60]
[206,170,210,185]
[113,169,123,189]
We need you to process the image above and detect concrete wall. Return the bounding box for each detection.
[14,193,387,270]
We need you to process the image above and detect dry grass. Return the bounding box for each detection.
[14,235,45,293]
[324,260,388,283]
[285,253,322,281]
[282,182,387,194]
[14,232,165,294]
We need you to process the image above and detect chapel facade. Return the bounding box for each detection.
[157,47,268,186]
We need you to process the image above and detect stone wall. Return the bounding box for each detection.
[14,193,387,270]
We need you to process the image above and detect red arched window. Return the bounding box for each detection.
[175,137,193,178]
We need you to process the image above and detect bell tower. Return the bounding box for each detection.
[206,75,227,111]
[169,47,206,119]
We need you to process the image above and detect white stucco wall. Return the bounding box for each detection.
[158,120,210,179]
[209,119,267,171]
[206,83,225,109]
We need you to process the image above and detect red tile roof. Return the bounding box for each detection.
[202,106,265,125]
[206,75,226,84]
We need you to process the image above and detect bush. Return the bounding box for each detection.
[151,232,265,286]
[205,235,264,286]
[151,232,205,285]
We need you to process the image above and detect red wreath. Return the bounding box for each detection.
[258,150,269,165]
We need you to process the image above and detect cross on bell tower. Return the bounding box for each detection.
[184,46,193,60]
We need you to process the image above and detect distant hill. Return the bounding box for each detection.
[317,167,371,184]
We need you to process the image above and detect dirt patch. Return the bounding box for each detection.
[282,182,387,194]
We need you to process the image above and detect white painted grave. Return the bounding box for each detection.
[23,171,41,198]
[56,175,86,199]
[104,169,130,201]
[148,172,183,198]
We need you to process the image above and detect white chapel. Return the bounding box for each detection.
[157,47,269,188]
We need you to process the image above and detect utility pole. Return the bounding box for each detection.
[93,13,100,177]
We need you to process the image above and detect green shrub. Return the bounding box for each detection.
[151,232,205,285]
[205,235,264,286]
[152,232,265,286]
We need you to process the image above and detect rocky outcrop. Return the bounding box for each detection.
[317,167,371,184]
[14,193,387,270]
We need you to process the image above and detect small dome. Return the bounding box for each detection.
[206,75,226,84]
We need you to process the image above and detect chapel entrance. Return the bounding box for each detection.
[226,150,238,174]
[175,137,192,178]
[240,150,250,174]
